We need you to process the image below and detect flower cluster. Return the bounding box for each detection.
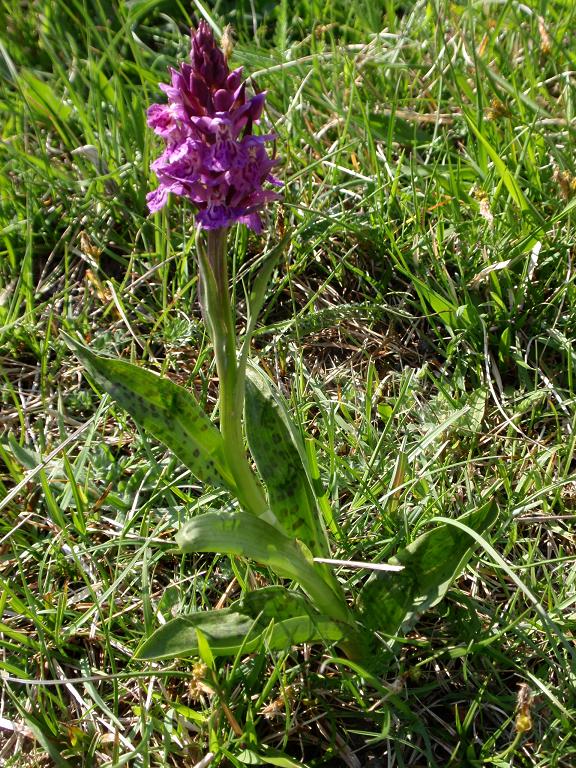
[147,22,280,232]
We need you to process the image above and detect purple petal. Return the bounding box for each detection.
[196,203,235,229]
[236,211,263,232]
[246,92,266,122]
[211,139,240,171]
[227,68,243,91]
[146,186,169,213]
[189,74,210,109]
[147,103,185,139]
[214,89,233,111]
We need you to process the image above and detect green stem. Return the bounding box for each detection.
[198,229,272,522]
[195,230,366,662]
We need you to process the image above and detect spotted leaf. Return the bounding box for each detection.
[63,333,235,492]
[358,501,498,639]
[244,365,330,558]
[176,511,352,625]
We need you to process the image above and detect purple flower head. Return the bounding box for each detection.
[147,21,280,231]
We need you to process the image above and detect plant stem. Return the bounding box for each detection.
[197,231,367,661]
[199,229,272,521]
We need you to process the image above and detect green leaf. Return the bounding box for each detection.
[233,585,321,622]
[195,628,215,670]
[265,614,345,648]
[422,388,487,436]
[459,387,487,434]
[135,604,346,660]
[10,698,72,768]
[465,112,530,211]
[19,70,73,122]
[237,747,311,767]
[403,273,458,329]
[176,510,313,579]
[175,511,352,625]
[245,365,330,557]
[244,233,292,343]
[368,112,430,145]
[62,333,236,492]
[136,610,259,659]
[358,501,498,638]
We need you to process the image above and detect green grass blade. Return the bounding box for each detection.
[464,111,529,212]
[8,696,72,767]
[63,333,236,492]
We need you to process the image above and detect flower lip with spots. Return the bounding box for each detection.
[147,21,280,232]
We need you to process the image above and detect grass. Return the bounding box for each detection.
[1,0,576,764]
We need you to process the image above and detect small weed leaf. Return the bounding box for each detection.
[408,273,458,330]
[358,501,498,639]
[63,333,236,492]
[245,365,330,558]
[422,387,487,436]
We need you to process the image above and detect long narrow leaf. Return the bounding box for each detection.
[358,501,497,638]
[465,112,529,211]
[176,511,352,624]
[245,365,330,557]
[135,606,347,660]
[63,333,236,492]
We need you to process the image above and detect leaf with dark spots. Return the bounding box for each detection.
[135,605,348,660]
[63,333,236,492]
[233,586,321,622]
[358,501,498,639]
[244,364,330,558]
[175,511,353,625]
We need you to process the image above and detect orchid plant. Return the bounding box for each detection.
[65,23,495,671]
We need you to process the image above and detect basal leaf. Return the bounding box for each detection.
[233,585,321,622]
[265,614,346,648]
[245,365,330,557]
[135,610,260,659]
[63,333,236,492]
[358,501,497,638]
[176,511,352,625]
[135,605,346,660]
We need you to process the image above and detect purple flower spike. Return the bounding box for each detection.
[147,21,280,231]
